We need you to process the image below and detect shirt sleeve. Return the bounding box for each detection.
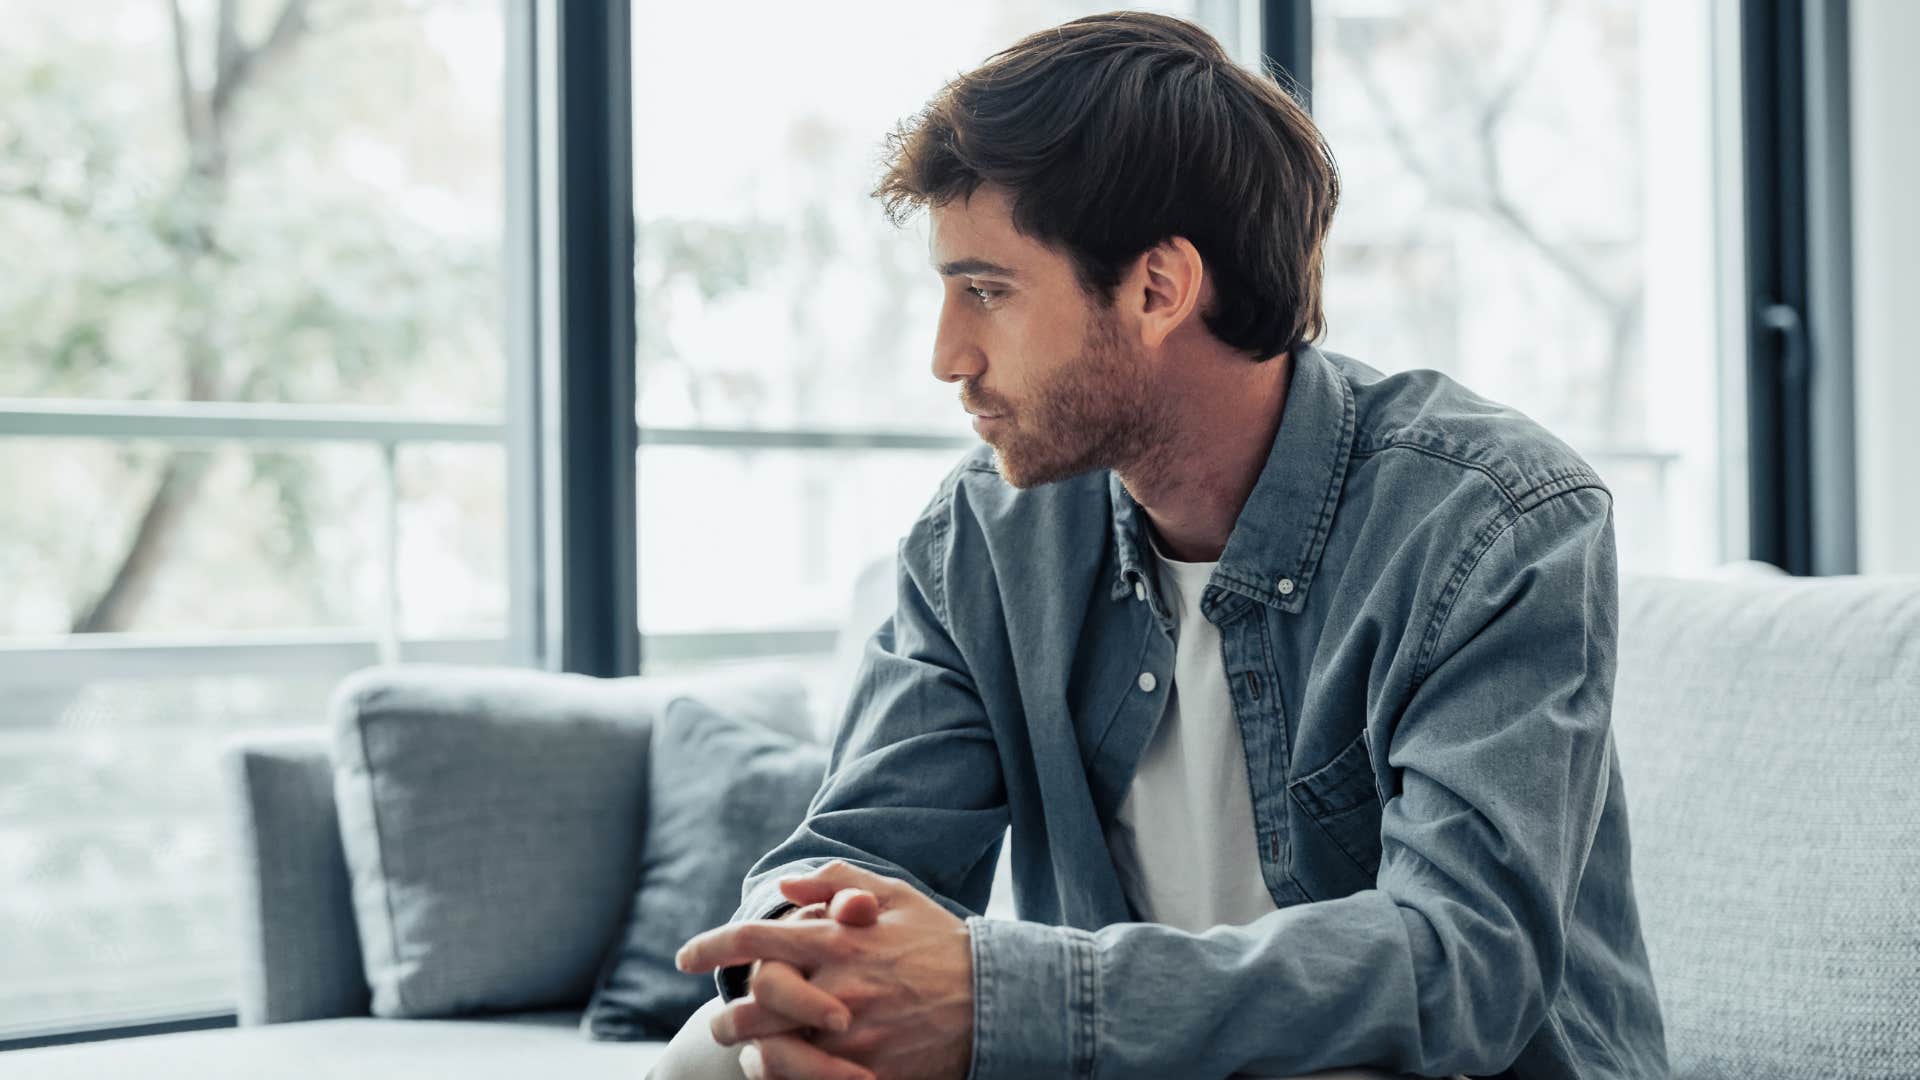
[716,496,1012,997]
[964,484,1621,1080]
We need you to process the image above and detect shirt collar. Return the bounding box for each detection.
[1108,342,1356,615]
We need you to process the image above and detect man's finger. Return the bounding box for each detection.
[828,887,879,926]
[752,1032,875,1080]
[777,876,844,908]
[675,919,831,974]
[729,961,849,1042]
[711,998,784,1047]
[710,991,846,1047]
[777,879,881,926]
[751,958,853,1033]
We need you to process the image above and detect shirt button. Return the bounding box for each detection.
[1134,580,1146,602]
[1275,577,1296,596]
[1137,671,1158,693]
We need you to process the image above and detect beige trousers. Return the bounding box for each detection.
[648,996,1457,1080]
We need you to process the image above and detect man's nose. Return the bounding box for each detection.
[931,302,984,385]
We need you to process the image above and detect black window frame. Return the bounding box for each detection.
[1740,0,1855,575]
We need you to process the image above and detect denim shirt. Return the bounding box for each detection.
[727,344,1669,1079]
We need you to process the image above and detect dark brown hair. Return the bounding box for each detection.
[874,11,1339,360]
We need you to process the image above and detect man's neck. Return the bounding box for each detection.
[1116,348,1292,564]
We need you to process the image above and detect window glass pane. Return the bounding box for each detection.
[638,447,963,642]
[1313,0,1724,572]
[631,0,1234,434]
[1,437,507,640]
[0,672,344,1036]
[3,440,388,637]
[0,1,504,409]
[395,442,509,638]
[0,0,509,1034]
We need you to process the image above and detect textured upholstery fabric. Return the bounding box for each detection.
[1612,574,1920,1078]
[583,697,828,1040]
[220,730,370,1025]
[2,1011,665,1079]
[329,664,807,1019]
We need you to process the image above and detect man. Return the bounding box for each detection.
[654,12,1667,1080]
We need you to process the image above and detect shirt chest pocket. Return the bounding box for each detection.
[1286,730,1385,891]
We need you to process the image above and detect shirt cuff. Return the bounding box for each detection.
[713,900,799,1002]
[965,916,1099,1080]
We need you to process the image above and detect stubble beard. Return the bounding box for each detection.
[987,307,1173,490]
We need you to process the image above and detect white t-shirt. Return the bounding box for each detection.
[1105,532,1280,933]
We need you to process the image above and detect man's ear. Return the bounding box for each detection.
[1133,236,1206,350]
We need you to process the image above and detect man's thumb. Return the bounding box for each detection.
[777,877,880,923]
[827,887,880,925]
[777,861,896,916]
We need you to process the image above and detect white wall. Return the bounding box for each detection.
[1851,0,1920,573]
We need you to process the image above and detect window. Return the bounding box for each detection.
[1312,0,1731,572]
[0,0,509,1035]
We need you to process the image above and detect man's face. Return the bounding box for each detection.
[927,186,1165,488]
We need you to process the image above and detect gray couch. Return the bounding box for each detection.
[9,567,1918,1078]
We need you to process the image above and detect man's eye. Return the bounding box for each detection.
[967,285,1004,304]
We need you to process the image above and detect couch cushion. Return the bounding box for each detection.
[2,1011,665,1079]
[1612,574,1920,1078]
[330,664,807,1019]
[582,696,828,1040]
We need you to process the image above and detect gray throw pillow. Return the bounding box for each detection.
[329,664,808,1020]
[582,696,827,1041]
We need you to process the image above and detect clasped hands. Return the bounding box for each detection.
[675,861,975,1080]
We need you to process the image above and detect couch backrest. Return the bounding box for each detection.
[1612,573,1920,1077]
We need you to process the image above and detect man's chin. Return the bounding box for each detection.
[989,444,1099,490]
[989,447,1037,489]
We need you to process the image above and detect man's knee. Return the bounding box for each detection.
[647,997,747,1080]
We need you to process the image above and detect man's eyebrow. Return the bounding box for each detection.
[934,257,1020,279]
